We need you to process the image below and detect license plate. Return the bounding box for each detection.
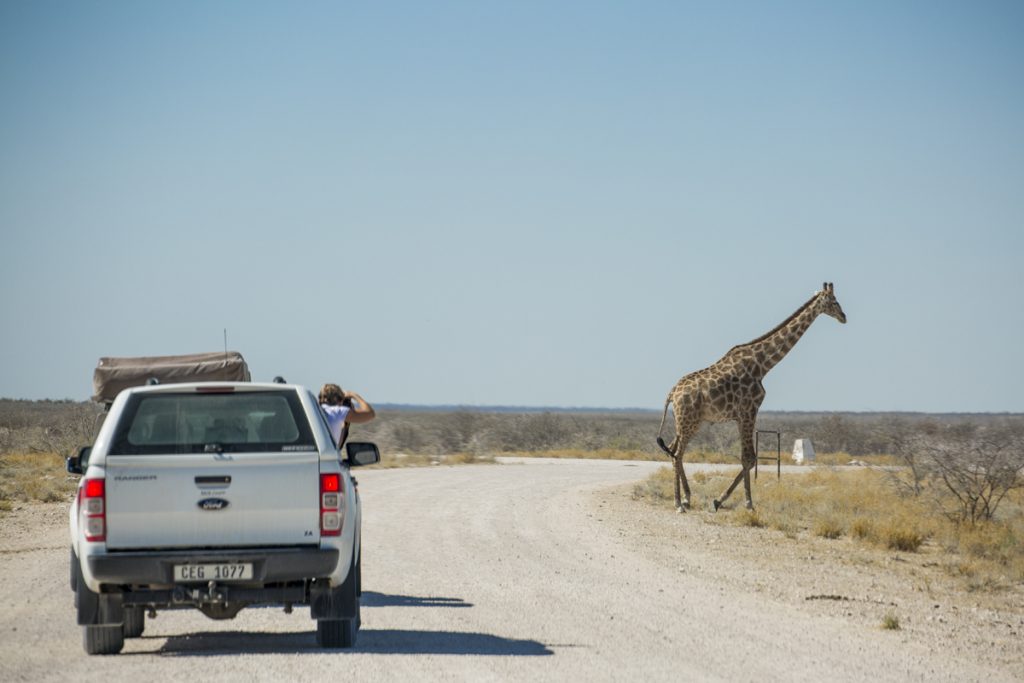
[174,563,253,582]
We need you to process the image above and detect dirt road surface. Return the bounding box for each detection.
[1,459,1021,681]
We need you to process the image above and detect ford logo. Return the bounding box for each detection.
[198,497,230,511]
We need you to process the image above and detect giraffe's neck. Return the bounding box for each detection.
[732,295,822,378]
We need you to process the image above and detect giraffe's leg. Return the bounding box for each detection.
[671,420,699,512]
[739,421,756,510]
[741,450,757,509]
[742,467,753,510]
[672,455,683,511]
[670,453,693,512]
[715,417,757,511]
[658,429,681,506]
[714,469,745,511]
[678,458,692,506]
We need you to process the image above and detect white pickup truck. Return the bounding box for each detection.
[67,378,379,655]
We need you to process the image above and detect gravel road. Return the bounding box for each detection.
[1,459,1020,682]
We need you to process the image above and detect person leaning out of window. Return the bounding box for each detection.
[319,383,376,448]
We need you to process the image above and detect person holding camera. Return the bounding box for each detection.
[319,383,376,447]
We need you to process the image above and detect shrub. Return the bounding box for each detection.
[850,517,875,540]
[813,517,844,539]
[955,522,1018,561]
[881,522,925,552]
[0,452,78,507]
[448,451,495,465]
[632,467,675,502]
[889,422,1024,524]
[881,613,901,630]
[736,509,766,528]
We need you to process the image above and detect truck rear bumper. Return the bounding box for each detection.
[88,547,339,585]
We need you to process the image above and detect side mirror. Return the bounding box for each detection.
[66,446,91,475]
[345,442,380,467]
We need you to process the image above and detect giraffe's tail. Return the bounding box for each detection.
[656,398,675,458]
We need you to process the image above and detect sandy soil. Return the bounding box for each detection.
[593,474,1024,677]
[0,459,1021,681]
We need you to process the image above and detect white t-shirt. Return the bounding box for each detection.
[321,404,351,444]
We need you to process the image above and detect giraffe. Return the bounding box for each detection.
[656,283,846,512]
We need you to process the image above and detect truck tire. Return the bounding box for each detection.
[75,556,125,651]
[83,625,124,655]
[355,547,362,597]
[70,547,78,593]
[315,546,360,648]
[74,554,95,618]
[316,617,356,648]
[123,606,145,638]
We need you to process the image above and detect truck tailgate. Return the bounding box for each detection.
[104,452,320,549]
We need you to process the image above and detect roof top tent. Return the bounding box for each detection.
[92,352,251,404]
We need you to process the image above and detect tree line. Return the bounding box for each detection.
[4,399,1021,523]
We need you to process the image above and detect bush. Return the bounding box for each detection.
[0,452,78,507]
[889,422,1024,524]
[736,509,766,528]
[813,517,844,539]
[632,467,675,502]
[882,525,925,553]
[850,517,875,540]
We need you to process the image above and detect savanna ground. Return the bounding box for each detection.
[2,400,1022,675]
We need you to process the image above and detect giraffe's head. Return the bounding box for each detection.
[817,282,847,323]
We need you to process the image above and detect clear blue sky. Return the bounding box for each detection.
[1,1,1022,412]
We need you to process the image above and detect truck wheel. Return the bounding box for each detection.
[316,618,356,648]
[123,606,145,638]
[342,549,361,627]
[70,547,78,593]
[355,548,362,597]
[83,625,124,655]
[74,557,125,652]
[73,553,94,616]
[315,546,360,648]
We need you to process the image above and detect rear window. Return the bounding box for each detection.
[108,390,316,455]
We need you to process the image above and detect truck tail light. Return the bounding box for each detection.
[81,478,106,542]
[320,473,344,537]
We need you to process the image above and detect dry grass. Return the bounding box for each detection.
[850,517,875,540]
[735,509,766,528]
[813,516,845,540]
[0,452,78,510]
[503,448,663,461]
[880,518,926,552]
[812,451,902,467]
[365,450,497,469]
[508,448,783,464]
[505,448,899,467]
[633,464,1024,591]
[682,450,740,464]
